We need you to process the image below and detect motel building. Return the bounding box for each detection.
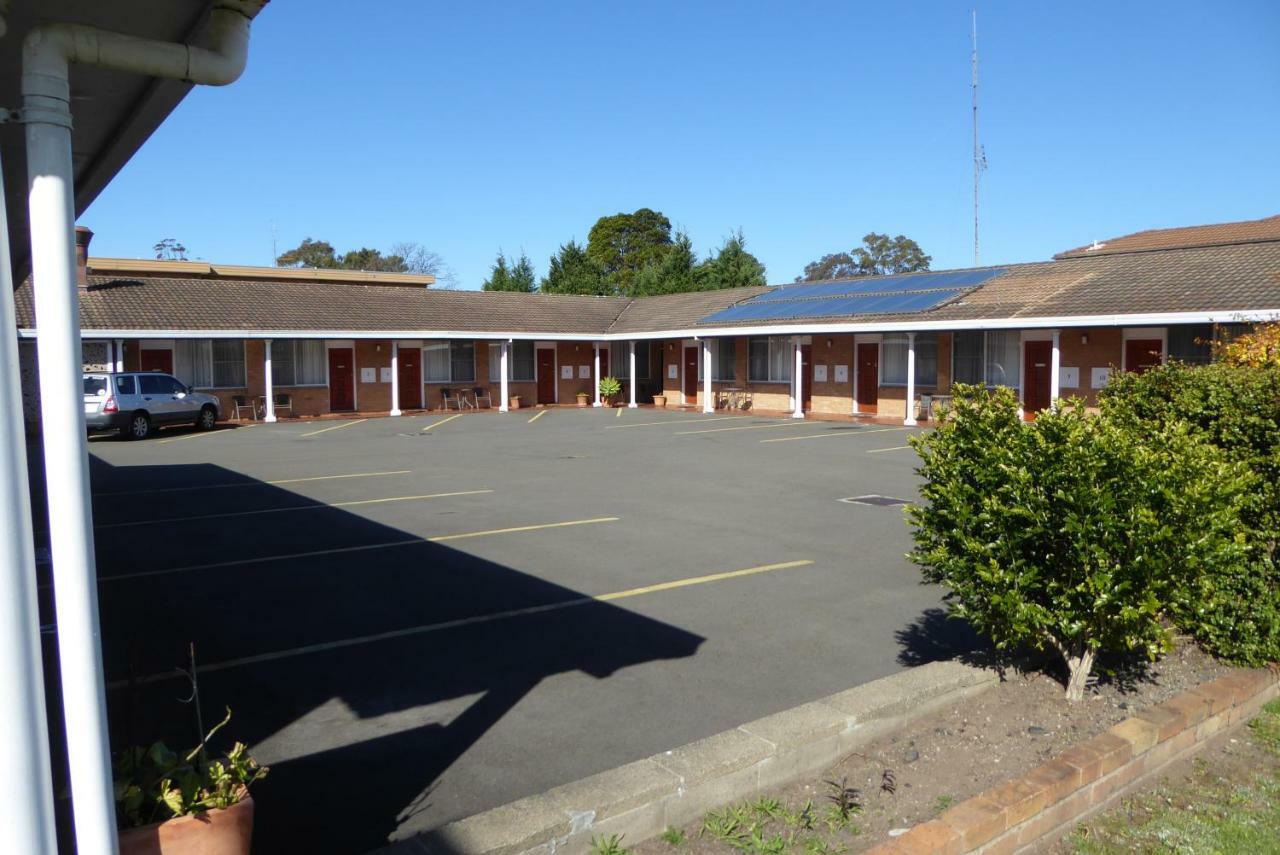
[18,215,1280,429]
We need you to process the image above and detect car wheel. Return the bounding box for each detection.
[196,405,217,431]
[128,412,151,440]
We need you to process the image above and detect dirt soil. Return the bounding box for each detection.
[634,642,1229,855]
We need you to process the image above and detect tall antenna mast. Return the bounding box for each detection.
[971,9,985,266]
[270,221,278,266]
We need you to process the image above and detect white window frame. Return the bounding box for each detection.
[747,336,792,383]
[490,340,536,383]
[423,340,476,384]
[880,333,939,387]
[271,340,329,388]
[173,339,247,390]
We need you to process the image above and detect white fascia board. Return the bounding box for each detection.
[16,328,604,342]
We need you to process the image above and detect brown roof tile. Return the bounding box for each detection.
[1055,214,1280,259]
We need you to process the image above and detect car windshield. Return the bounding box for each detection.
[83,376,109,396]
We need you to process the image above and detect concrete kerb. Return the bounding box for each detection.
[383,660,1000,855]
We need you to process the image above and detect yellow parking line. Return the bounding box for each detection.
[422,413,463,432]
[866,445,915,454]
[109,558,814,685]
[157,425,253,444]
[605,416,739,430]
[95,489,492,529]
[759,426,914,444]
[93,469,413,497]
[675,421,811,435]
[300,419,366,437]
[528,409,548,424]
[100,516,619,582]
[616,407,623,418]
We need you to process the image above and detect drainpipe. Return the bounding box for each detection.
[22,6,264,853]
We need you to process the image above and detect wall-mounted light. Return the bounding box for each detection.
[826,338,833,348]
[1081,333,1089,345]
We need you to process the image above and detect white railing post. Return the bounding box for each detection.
[263,339,276,422]
[628,341,638,408]
[499,341,510,413]
[703,339,714,413]
[389,341,401,416]
[114,338,124,372]
[792,337,804,419]
[1050,329,1061,409]
[593,344,602,407]
[903,332,917,426]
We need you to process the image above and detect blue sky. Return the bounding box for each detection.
[84,1,1280,289]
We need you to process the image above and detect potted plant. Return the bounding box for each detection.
[509,394,522,410]
[599,376,621,407]
[115,708,267,855]
[652,393,667,408]
[576,390,591,407]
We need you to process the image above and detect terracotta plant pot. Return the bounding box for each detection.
[509,396,522,410]
[652,395,667,408]
[576,394,590,408]
[118,796,254,855]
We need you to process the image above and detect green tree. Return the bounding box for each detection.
[153,238,188,261]
[630,231,698,297]
[587,208,673,295]
[276,238,339,268]
[509,252,537,293]
[798,233,931,281]
[482,251,535,292]
[541,240,607,295]
[275,238,450,283]
[697,230,767,291]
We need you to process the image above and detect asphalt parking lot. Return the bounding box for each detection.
[40,407,974,853]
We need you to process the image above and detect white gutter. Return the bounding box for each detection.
[22,5,265,853]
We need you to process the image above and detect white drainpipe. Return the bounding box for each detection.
[22,6,263,853]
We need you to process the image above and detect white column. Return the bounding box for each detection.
[0,147,58,855]
[702,339,714,413]
[1050,329,1061,409]
[26,77,118,855]
[263,339,277,422]
[792,337,804,419]
[903,332,917,426]
[499,341,510,413]
[592,344,602,406]
[628,341,638,408]
[114,338,124,372]
[389,341,402,416]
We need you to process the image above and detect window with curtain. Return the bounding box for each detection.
[211,340,246,387]
[952,331,984,385]
[269,341,325,387]
[450,341,475,383]
[174,340,213,387]
[606,341,651,381]
[489,341,536,382]
[881,334,938,386]
[423,341,450,382]
[1168,324,1212,365]
[270,341,296,386]
[985,331,1020,388]
[714,339,736,381]
[748,337,792,382]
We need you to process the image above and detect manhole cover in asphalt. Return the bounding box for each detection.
[839,495,912,507]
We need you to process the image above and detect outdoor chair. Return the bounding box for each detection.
[231,395,258,420]
[273,393,293,416]
[472,387,492,408]
[917,394,933,421]
[439,388,461,411]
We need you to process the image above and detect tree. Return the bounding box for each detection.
[587,208,673,295]
[798,233,931,281]
[630,231,698,297]
[389,241,455,287]
[1213,322,1280,369]
[153,238,188,261]
[540,241,606,295]
[276,238,338,268]
[482,251,535,292]
[275,237,451,285]
[697,230,767,291]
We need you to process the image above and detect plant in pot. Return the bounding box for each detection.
[115,708,267,855]
[509,394,522,410]
[599,376,622,407]
[576,389,591,407]
[652,392,667,407]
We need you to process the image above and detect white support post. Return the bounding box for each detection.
[263,339,276,422]
[792,337,804,419]
[25,78,118,855]
[592,344,602,407]
[389,341,402,416]
[0,148,59,855]
[499,341,510,413]
[1049,329,1061,409]
[114,338,124,372]
[702,339,714,413]
[903,332,917,426]
[628,341,638,408]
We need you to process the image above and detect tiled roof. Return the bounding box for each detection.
[606,286,770,334]
[1055,214,1280,259]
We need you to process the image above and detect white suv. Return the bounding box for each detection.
[83,372,222,439]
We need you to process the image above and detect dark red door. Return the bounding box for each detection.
[683,347,699,405]
[328,348,355,411]
[140,349,172,373]
[1125,339,1163,375]
[1023,340,1052,416]
[857,343,879,413]
[397,348,421,410]
[801,344,812,412]
[537,349,556,404]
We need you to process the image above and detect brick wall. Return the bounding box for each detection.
[1057,327,1123,407]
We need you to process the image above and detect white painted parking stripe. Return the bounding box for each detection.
[158,425,254,444]
[94,489,492,529]
[92,469,413,497]
[866,444,915,454]
[759,426,914,443]
[300,419,366,437]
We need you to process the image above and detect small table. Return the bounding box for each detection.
[721,387,750,410]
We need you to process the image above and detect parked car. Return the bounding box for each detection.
[83,372,221,439]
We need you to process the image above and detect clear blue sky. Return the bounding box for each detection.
[84,0,1280,289]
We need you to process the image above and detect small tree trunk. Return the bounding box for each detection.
[1064,649,1095,701]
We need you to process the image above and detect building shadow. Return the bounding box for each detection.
[32,449,704,854]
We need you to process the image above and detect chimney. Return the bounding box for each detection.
[75,225,93,288]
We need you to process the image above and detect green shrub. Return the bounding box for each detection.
[599,376,622,399]
[1102,362,1280,664]
[907,385,1248,699]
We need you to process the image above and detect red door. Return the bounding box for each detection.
[537,349,556,404]
[683,347,699,405]
[328,348,355,411]
[856,343,879,413]
[397,348,421,410]
[800,344,812,412]
[140,349,172,373]
[1125,339,1163,375]
[1023,340,1052,416]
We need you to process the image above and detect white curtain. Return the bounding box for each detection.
[296,341,327,385]
[211,340,245,387]
[424,342,450,382]
[986,332,1020,388]
[174,340,213,387]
